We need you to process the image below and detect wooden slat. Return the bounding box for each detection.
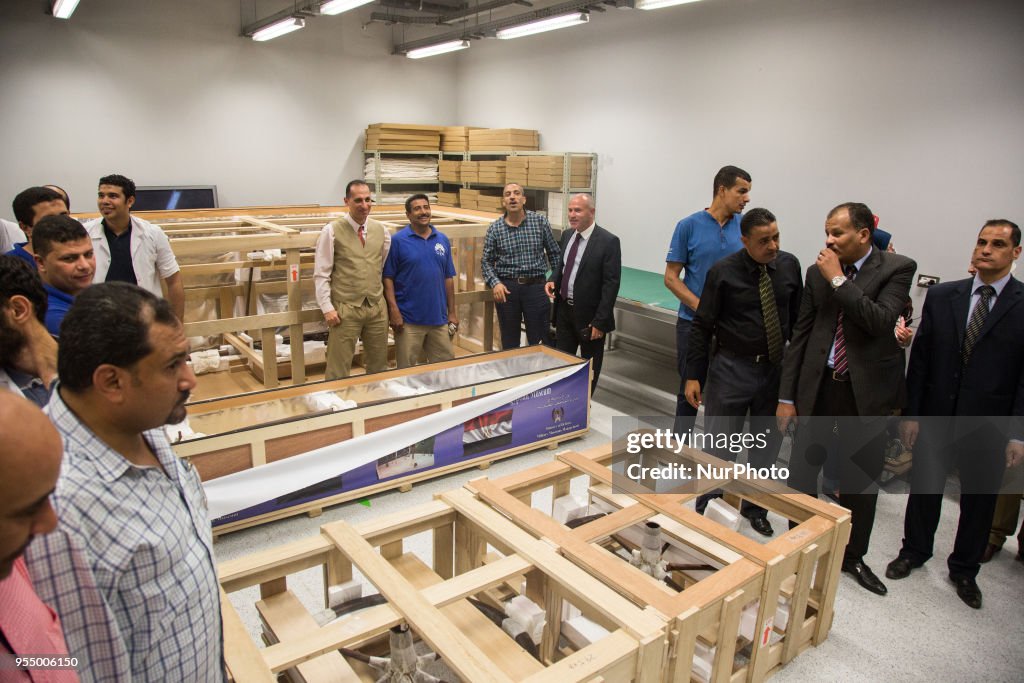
[220,588,276,683]
[256,591,361,682]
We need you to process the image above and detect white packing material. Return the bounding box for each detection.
[704,497,741,531]
[551,493,589,524]
[562,615,610,650]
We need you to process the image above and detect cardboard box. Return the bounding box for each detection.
[469,128,540,151]
[365,123,442,151]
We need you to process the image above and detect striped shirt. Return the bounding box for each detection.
[25,389,223,683]
[481,210,561,288]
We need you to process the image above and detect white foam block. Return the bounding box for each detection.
[552,493,588,524]
[562,615,610,649]
[327,580,363,609]
[738,600,760,642]
[692,640,716,683]
[704,497,741,531]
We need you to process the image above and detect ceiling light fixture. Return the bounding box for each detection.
[636,0,704,10]
[52,0,81,20]
[496,12,589,40]
[407,40,471,59]
[251,17,306,42]
[320,0,374,16]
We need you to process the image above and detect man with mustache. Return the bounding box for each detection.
[0,393,79,682]
[26,283,224,682]
[31,215,96,338]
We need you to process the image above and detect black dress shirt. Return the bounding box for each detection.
[103,219,138,285]
[686,249,803,384]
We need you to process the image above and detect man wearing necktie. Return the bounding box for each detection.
[548,194,621,393]
[684,208,802,537]
[314,180,392,379]
[777,202,916,596]
[886,220,1024,609]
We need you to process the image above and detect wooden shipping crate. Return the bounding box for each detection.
[219,494,669,683]
[175,346,591,534]
[464,443,852,682]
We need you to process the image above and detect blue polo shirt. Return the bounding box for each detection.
[6,243,37,270]
[383,225,456,326]
[43,283,74,338]
[665,210,743,320]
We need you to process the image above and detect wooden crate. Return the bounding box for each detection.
[218,494,669,683]
[175,346,591,534]
[464,443,851,682]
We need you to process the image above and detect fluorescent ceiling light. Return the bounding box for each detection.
[252,17,305,42]
[320,0,374,15]
[496,12,589,40]
[407,40,470,59]
[636,0,704,10]
[52,0,81,20]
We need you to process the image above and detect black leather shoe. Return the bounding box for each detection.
[980,543,1001,563]
[842,560,888,595]
[950,575,982,609]
[885,556,919,580]
[747,516,774,537]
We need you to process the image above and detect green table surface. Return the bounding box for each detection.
[618,266,678,312]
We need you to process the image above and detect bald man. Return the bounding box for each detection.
[0,393,79,681]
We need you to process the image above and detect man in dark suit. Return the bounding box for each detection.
[777,202,916,596]
[547,194,621,392]
[886,219,1024,609]
[684,208,803,537]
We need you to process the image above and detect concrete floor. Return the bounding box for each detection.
[214,351,1024,682]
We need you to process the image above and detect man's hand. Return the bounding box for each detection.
[590,325,605,340]
[899,419,920,450]
[1006,441,1024,469]
[544,281,555,299]
[894,316,914,348]
[324,310,341,327]
[388,307,404,334]
[816,248,843,281]
[776,402,798,433]
[684,380,702,409]
[448,312,459,327]
[492,283,509,303]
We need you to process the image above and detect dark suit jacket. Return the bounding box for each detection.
[905,276,1024,429]
[779,248,916,417]
[549,225,622,333]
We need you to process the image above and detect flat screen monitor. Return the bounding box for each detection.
[134,185,218,211]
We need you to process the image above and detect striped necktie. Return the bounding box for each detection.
[961,285,995,367]
[832,264,857,376]
[758,264,783,364]
[358,225,366,246]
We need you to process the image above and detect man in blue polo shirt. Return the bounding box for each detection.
[665,165,751,433]
[383,194,458,368]
[31,215,95,337]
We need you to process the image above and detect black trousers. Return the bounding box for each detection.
[495,280,551,349]
[675,318,697,433]
[898,420,1006,579]
[554,299,604,393]
[787,373,887,563]
[696,351,785,519]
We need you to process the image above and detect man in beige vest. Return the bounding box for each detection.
[314,180,392,379]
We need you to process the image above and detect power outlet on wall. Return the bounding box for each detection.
[917,275,940,288]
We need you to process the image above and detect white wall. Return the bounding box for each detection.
[455,0,1024,296]
[0,0,458,210]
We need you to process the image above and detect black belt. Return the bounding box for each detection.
[717,346,775,365]
[828,369,851,382]
[502,276,545,285]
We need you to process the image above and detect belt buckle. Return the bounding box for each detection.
[832,370,850,382]
[754,354,766,364]
[566,299,574,306]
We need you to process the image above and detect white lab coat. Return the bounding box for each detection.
[83,214,180,297]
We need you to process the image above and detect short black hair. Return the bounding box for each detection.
[12,186,63,227]
[983,219,1021,247]
[58,282,177,392]
[0,255,47,323]
[827,202,875,234]
[31,215,89,258]
[345,180,370,198]
[712,166,752,196]
[98,174,136,200]
[740,207,777,237]
[404,193,430,214]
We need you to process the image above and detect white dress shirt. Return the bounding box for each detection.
[562,222,595,301]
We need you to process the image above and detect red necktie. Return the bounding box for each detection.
[358,225,366,246]
[559,232,583,301]
[832,265,857,375]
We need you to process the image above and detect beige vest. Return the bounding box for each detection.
[330,218,386,307]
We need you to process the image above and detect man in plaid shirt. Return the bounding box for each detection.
[481,183,561,348]
[26,283,223,682]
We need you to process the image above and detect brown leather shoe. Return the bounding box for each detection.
[980,543,1001,563]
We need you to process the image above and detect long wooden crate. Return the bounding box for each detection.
[218,493,669,682]
[464,443,852,682]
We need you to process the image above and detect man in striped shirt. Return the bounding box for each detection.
[26,283,223,682]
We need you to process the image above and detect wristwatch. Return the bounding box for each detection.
[830,275,847,289]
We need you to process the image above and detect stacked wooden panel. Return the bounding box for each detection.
[219,493,669,683]
[478,160,507,185]
[460,161,480,183]
[441,126,483,152]
[437,191,459,207]
[459,188,480,210]
[439,159,461,183]
[527,155,593,190]
[365,123,442,151]
[476,190,504,212]
[506,156,530,185]
[465,443,852,682]
[469,128,540,151]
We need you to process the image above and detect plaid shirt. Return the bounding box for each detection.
[481,210,561,288]
[25,389,223,683]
